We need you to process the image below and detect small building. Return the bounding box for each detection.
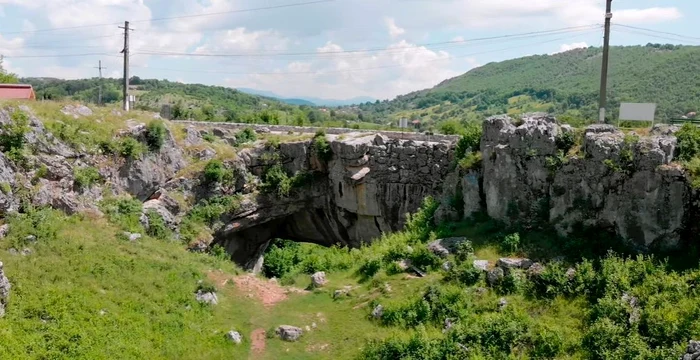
[412,119,421,129]
[0,84,36,100]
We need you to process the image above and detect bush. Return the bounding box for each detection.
[73,166,102,189]
[458,151,482,171]
[263,240,302,278]
[676,123,700,161]
[261,164,293,197]
[454,241,474,263]
[118,137,145,159]
[100,197,143,232]
[202,133,216,143]
[454,122,483,158]
[0,109,29,153]
[502,232,521,253]
[203,159,228,184]
[358,257,382,279]
[185,195,242,226]
[408,246,442,271]
[446,260,482,286]
[530,328,564,359]
[235,127,257,144]
[145,120,167,151]
[312,130,333,162]
[145,210,170,240]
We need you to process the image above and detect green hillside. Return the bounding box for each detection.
[355,44,700,129]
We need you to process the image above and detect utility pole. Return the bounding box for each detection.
[598,0,613,123]
[119,21,133,111]
[94,60,105,105]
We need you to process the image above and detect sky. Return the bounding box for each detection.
[0,0,697,101]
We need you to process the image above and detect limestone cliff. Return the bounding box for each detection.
[0,105,696,272]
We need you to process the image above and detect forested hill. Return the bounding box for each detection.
[355,44,700,126]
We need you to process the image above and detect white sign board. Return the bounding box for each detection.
[399,118,408,128]
[619,103,656,124]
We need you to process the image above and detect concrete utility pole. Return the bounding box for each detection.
[598,0,613,123]
[119,21,133,111]
[94,60,105,105]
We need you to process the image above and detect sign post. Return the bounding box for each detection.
[618,103,656,127]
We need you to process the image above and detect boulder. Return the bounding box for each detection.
[527,263,546,277]
[123,232,142,242]
[311,272,327,288]
[396,259,411,272]
[196,148,216,161]
[195,290,218,305]
[225,331,242,344]
[276,325,303,342]
[0,261,10,317]
[487,267,504,286]
[497,258,533,271]
[20,248,32,256]
[427,237,468,257]
[333,286,353,299]
[679,340,700,360]
[498,298,508,312]
[371,304,384,319]
[473,260,489,271]
[61,104,93,118]
[0,224,8,239]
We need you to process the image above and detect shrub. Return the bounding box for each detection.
[446,260,482,286]
[458,151,482,171]
[185,195,242,226]
[502,232,521,253]
[100,197,143,232]
[209,244,230,261]
[408,246,442,271]
[263,240,302,278]
[145,120,167,151]
[73,166,102,189]
[0,109,29,153]
[202,133,216,143]
[454,121,483,158]
[555,131,576,154]
[312,130,333,162]
[145,210,170,240]
[235,127,257,143]
[0,182,11,195]
[676,123,700,161]
[530,328,564,359]
[358,257,382,279]
[118,137,145,159]
[454,241,474,263]
[261,164,292,197]
[203,159,227,184]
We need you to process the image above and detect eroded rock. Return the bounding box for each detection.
[276,325,302,342]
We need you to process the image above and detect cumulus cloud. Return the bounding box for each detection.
[195,28,289,54]
[615,7,683,24]
[384,17,405,38]
[229,39,465,100]
[552,42,589,54]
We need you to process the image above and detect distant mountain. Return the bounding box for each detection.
[237,88,376,107]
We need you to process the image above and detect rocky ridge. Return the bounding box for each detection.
[0,105,696,274]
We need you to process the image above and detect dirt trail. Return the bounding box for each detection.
[250,328,267,358]
[206,271,301,307]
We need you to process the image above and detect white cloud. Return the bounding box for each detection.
[195,28,289,54]
[384,17,405,38]
[230,39,464,100]
[615,7,683,24]
[452,36,464,42]
[552,42,588,54]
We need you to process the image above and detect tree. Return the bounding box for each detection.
[294,111,307,126]
[0,56,19,84]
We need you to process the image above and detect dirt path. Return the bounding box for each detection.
[249,328,267,358]
[206,271,298,307]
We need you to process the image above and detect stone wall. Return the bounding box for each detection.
[174,120,460,143]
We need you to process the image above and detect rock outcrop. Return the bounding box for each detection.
[479,114,688,249]
[0,261,10,317]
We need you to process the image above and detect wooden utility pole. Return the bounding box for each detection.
[94,60,105,105]
[119,21,133,111]
[598,0,613,123]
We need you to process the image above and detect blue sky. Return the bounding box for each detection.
[0,0,697,100]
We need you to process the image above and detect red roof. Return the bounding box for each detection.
[0,84,36,100]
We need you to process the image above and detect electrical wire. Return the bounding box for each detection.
[129,30,600,76]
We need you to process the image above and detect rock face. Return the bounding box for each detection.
[214,134,454,269]
[480,114,688,249]
[0,261,10,317]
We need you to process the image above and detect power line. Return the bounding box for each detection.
[615,24,700,41]
[133,25,600,58]
[130,30,599,76]
[0,0,336,36]
[613,27,700,45]
[2,52,119,59]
